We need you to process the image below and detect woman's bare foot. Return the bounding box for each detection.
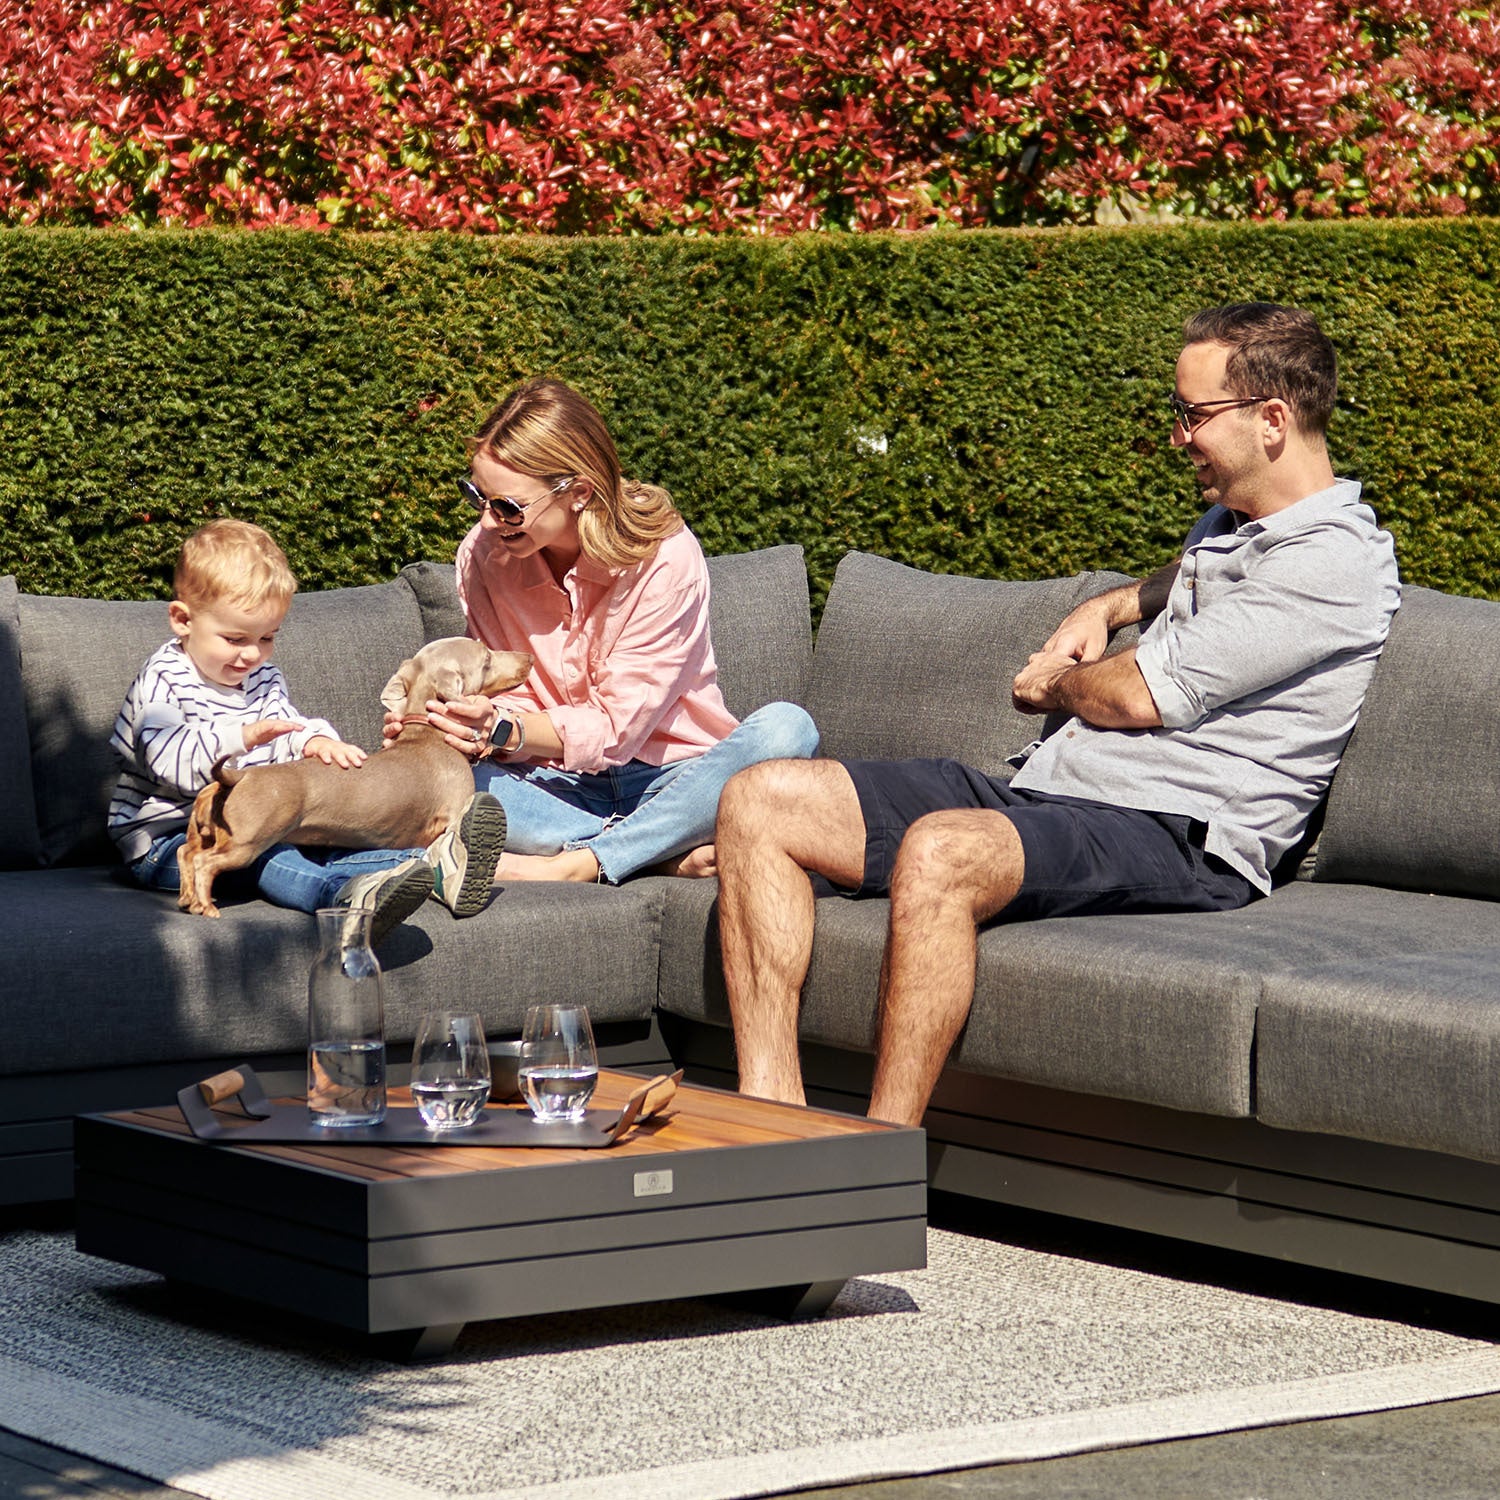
[494,849,602,883]
[652,844,718,879]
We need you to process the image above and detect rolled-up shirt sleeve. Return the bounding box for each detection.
[1136,520,1397,731]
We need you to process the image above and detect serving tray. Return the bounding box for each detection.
[175,1065,681,1149]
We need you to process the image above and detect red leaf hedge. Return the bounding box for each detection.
[1,0,1496,230]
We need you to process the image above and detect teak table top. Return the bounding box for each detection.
[101,1068,904,1183]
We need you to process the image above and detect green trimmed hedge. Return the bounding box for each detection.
[2,222,1498,611]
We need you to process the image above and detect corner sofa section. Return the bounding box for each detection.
[0,546,813,1201]
[652,552,1500,1304]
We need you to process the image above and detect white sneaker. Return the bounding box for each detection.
[426,792,507,917]
[333,857,435,947]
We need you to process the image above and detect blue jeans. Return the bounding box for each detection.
[131,834,424,912]
[473,701,819,883]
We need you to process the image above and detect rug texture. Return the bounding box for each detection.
[4,1226,1500,1500]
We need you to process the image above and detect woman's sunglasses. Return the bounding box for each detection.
[458,476,572,526]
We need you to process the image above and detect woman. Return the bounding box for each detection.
[412,378,819,884]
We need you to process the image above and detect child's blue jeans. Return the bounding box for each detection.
[130,834,423,912]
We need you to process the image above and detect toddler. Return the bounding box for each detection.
[108,519,504,943]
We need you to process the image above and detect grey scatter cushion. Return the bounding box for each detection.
[807,551,1136,773]
[21,579,426,868]
[0,579,41,868]
[1316,588,1500,897]
[21,592,175,866]
[704,545,813,718]
[398,560,468,643]
[273,580,427,752]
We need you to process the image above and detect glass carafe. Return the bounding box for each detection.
[307,908,387,1127]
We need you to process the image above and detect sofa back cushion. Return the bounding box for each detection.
[806,551,1135,773]
[1316,586,1500,897]
[703,544,813,717]
[0,578,41,868]
[399,545,814,723]
[20,578,428,867]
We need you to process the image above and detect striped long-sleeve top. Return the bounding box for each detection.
[107,639,339,862]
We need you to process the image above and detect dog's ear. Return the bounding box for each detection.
[429,665,467,702]
[380,661,417,714]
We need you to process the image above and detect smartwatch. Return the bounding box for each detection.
[489,715,517,754]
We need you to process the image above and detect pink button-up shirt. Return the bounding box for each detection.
[455,522,739,772]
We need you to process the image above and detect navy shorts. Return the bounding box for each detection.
[843,757,1257,922]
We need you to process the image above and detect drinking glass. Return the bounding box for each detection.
[410,1010,491,1130]
[520,1004,598,1122]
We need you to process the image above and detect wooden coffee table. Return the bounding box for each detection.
[73,1070,926,1357]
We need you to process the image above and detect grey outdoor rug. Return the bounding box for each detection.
[5,1224,1500,1500]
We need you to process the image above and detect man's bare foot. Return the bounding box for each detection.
[651,844,718,879]
[494,849,602,883]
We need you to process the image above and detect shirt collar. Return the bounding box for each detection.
[1231,478,1363,537]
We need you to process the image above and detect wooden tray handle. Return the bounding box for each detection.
[197,1069,248,1106]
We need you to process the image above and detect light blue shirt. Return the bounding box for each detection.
[1012,480,1401,891]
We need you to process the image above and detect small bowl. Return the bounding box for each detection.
[487,1039,524,1101]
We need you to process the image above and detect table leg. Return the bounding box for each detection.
[724,1279,848,1320]
[383,1322,466,1361]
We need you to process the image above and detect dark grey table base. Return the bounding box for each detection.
[73,1088,927,1359]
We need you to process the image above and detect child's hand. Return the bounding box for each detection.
[304,736,368,769]
[244,718,303,750]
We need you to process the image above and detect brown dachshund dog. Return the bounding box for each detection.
[176,637,531,917]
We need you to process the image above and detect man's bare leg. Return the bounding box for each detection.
[717,760,867,1105]
[867,810,1025,1126]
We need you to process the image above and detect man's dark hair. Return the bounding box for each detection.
[1182,303,1337,438]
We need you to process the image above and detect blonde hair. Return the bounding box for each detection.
[472,379,683,570]
[174,519,297,613]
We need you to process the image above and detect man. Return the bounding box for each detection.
[716,303,1401,1127]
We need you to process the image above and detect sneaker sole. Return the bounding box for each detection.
[450,794,507,918]
[366,863,437,947]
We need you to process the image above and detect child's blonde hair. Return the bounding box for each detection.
[174,519,297,613]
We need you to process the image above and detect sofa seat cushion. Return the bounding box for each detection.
[0,869,661,1074]
[1257,939,1500,1164]
[20,578,429,867]
[657,878,1500,1120]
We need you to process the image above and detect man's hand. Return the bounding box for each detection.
[1042,560,1183,665]
[1012,651,1079,714]
[243,718,302,751]
[1013,648,1162,729]
[303,736,368,769]
[1041,602,1110,665]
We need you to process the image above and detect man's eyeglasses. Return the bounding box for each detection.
[1168,394,1270,436]
[458,475,572,526]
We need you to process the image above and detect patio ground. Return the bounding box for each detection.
[8,1394,1500,1499]
[6,1199,1500,1499]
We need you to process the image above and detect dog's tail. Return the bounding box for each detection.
[213,755,248,788]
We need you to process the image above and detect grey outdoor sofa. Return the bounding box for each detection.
[5,545,1500,1307]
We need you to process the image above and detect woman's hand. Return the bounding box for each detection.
[424,694,496,758]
